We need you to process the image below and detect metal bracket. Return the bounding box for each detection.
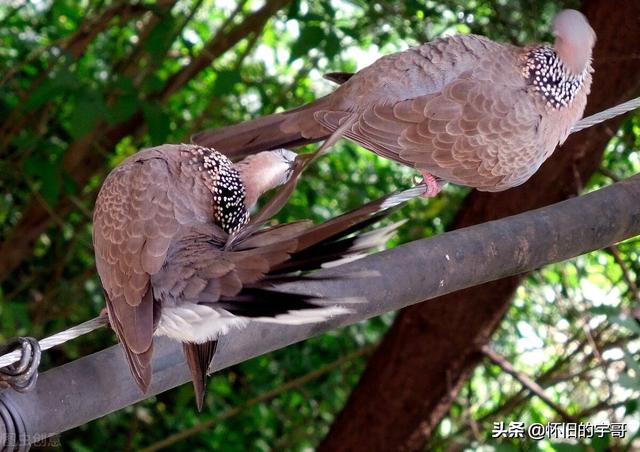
[0,338,40,393]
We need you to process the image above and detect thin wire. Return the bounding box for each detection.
[572,96,640,133]
[0,95,638,372]
[0,316,108,368]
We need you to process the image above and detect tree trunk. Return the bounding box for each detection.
[319,1,640,450]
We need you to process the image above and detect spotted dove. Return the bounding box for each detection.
[93,143,414,410]
[193,9,595,195]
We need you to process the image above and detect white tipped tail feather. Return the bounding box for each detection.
[156,302,358,343]
[380,185,427,210]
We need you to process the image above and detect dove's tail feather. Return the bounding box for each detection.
[191,97,332,161]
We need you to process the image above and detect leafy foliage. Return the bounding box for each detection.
[0,0,637,450]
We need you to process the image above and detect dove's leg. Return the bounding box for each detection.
[414,170,445,198]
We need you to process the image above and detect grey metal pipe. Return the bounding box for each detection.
[2,174,640,448]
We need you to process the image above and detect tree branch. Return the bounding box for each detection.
[606,245,639,301]
[435,333,634,446]
[158,0,290,103]
[480,345,575,422]
[600,167,622,183]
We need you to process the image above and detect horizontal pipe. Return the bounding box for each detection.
[1,173,639,447]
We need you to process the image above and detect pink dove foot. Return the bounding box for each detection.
[413,170,444,198]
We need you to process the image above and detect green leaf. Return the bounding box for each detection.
[212,70,241,96]
[144,16,178,60]
[107,94,138,124]
[618,372,640,390]
[1,302,31,333]
[623,349,640,375]
[611,314,640,335]
[324,32,341,58]
[489,442,519,452]
[142,73,165,93]
[590,435,610,452]
[320,1,335,17]
[589,305,618,316]
[62,172,78,196]
[25,80,59,110]
[287,0,301,18]
[25,69,77,109]
[39,166,62,206]
[24,154,62,207]
[142,102,170,144]
[339,26,361,39]
[548,443,586,452]
[67,94,105,139]
[290,25,325,62]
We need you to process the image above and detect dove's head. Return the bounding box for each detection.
[234,149,297,208]
[552,9,596,75]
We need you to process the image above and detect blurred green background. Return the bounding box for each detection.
[0,0,638,450]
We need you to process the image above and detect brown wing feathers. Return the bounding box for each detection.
[191,99,332,161]
[94,154,181,392]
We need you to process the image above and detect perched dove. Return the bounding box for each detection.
[93,143,414,410]
[193,9,595,196]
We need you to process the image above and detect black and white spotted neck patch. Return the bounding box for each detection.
[523,46,586,110]
[186,145,249,234]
